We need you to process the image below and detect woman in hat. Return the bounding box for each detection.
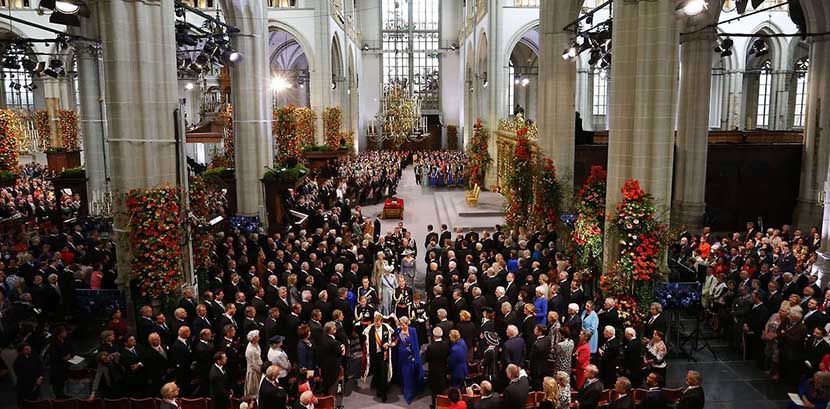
[400,249,416,288]
[267,335,291,388]
[244,330,262,399]
[482,331,501,383]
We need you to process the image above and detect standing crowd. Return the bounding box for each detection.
[413,151,466,187]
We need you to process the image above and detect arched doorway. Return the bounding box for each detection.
[268,28,310,108]
[506,27,539,122]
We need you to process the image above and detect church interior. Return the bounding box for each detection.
[1,0,830,408]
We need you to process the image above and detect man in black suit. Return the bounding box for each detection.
[500,364,529,409]
[192,304,213,337]
[743,291,769,365]
[439,224,451,248]
[463,380,498,409]
[365,313,394,402]
[609,377,634,409]
[317,321,345,395]
[373,217,382,243]
[804,298,826,333]
[678,371,705,409]
[502,325,525,367]
[209,352,231,409]
[576,365,604,409]
[193,329,214,397]
[504,273,519,304]
[13,343,44,403]
[178,287,198,320]
[621,328,644,387]
[144,333,172,395]
[643,303,667,339]
[258,366,288,409]
[170,327,193,395]
[424,327,450,409]
[159,382,181,409]
[436,308,455,338]
[805,327,830,375]
[425,225,439,249]
[563,303,582,343]
[137,305,156,345]
[529,324,551,390]
[598,297,620,346]
[598,326,621,388]
[120,335,147,398]
[641,373,668,409]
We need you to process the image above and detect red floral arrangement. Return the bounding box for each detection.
[189,176,227,274]
[0,110,23,171]
[58,110,80,151]
[274,104,299,164]
[293,107,316,148]
[323,106,342,150]
[532,157,562,228]
[572,165,607,269]
[603,178,669,325]
[504,127,534,229]
[33,110,50,151]
[464,118,491,187]
[126,186,184,299]
[218,103,234,165]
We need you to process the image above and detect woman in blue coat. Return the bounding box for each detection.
[581,300,599,353]
[393,316,424,404]
[534,286,549,325]
[447,329,469,388]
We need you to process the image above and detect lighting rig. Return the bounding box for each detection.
[561,1,612,69]
[174,0,242,79]
[0,35,81,89]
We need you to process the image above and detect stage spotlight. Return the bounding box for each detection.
[220,47,242,64]
[3,57,20,70]
[588,48,602,66]
[520,78,530,87]
[362,43,370,51]
[43,68,59,78]
[450,42,458,50]
[562,42,578,61]
[184,82,195,91]
[271,76,291,92]
[49,59,63,69]
[749,39,768,57]
[677,0,708,16]
[13,82,21,91]
[21,58,36,71]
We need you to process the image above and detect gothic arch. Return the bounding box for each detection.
[268,22,316,73]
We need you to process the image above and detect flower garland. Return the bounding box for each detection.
[532,157,562,229]
[33,110,50,151]
[218,103,234,165]
[273,105,299,165]
[189,176,227,275]
[125,186,184,300]
[503,127,534,229]
[293,107,316,148]
[0,110,23,172]
[602,178,669,327]
[58,110,80,151]
[572,166,607,271]
[464,118,491,187]
[323,106,342,150]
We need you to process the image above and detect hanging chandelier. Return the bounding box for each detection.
[367,0,429,147]
[368,78,428,147]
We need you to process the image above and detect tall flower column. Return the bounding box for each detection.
[97,0,180,288]
[603,0,679,268]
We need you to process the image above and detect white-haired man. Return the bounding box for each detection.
[598,325,620,387]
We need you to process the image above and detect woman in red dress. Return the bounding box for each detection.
[574,329,592,389]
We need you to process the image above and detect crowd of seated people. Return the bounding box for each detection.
[11,154,830,409]
[334,151,406,205]
[671,221,830,407]
[413,151,466,187]
[5,207,720,409]
[0,163,82,222]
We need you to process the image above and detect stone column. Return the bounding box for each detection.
[575,66,592,131]
[537,0,582,192]
[772,69,792,130]
[795,36,830,228]
[223,0,273,217]
[671,28,718,229]
[603,0,679,266]
[310,6,334,144]
[76,44,108,207]
[97,0,180,285]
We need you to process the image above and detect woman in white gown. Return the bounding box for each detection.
[244,330,263,399]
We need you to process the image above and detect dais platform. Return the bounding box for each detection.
[434,190,505,232]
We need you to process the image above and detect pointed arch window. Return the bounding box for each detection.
[756,60,772,128]
[793,58,809,128]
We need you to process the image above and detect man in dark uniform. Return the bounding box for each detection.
[364,313,394,402]
[423,327,450,409]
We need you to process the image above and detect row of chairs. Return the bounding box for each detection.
[20,396,339,409]
[435,388,684,409]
